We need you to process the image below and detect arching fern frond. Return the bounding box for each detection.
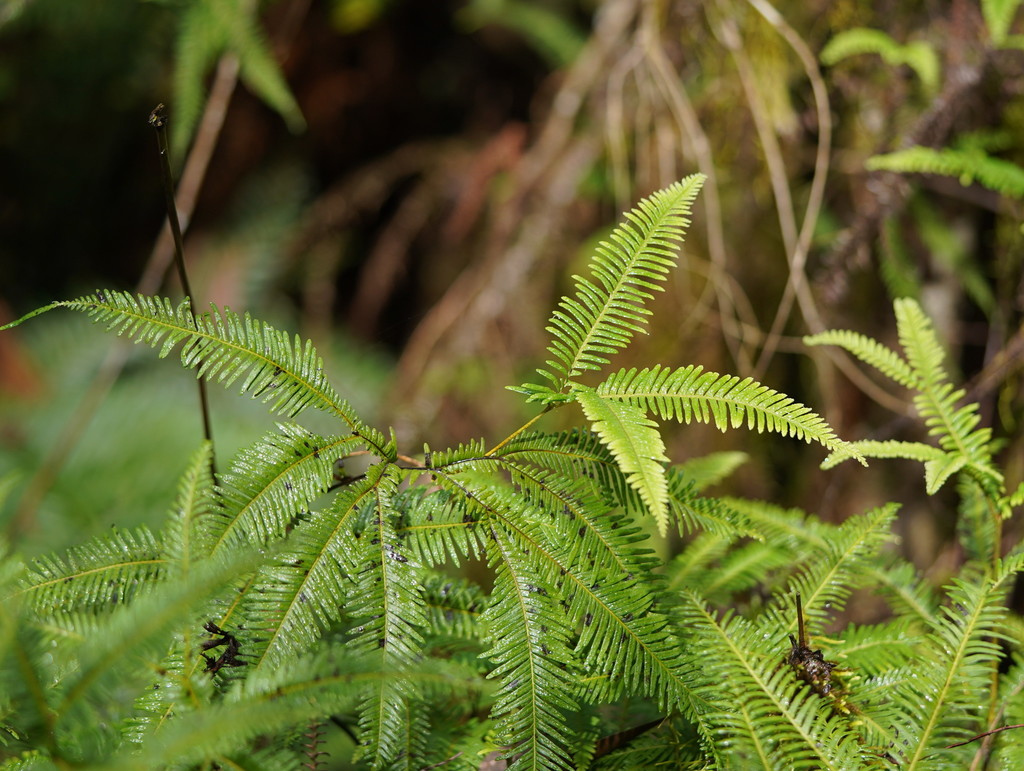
[766,505,898,641]
[532,175,705,392]
[2,292,387,453]
[13,527,165,615]
[54,548,259,737]
[821,28,939,94]
[801,330,916,388]
[595,365,859,463]
[171,0,304,159]
[867,144,1024,199]
[348,466,431,769]
[667,472,759,539]
[807,298,1001,492]
[211,424,362,552]
[449,474,697,768]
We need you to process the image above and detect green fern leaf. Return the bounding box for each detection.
[667,472,760,539]
[803,330,916,389]
[865,560,940,627]
[821,439,944,470]
[485,541,578,769]
[450,475,696,767]
[211,424,362,552]
[821,28,939,93]
[13,527,164,615]
[349,466,431,768]
[163,442,218,573]
[2,292,388,454]
[595,365,859,464]
[679,593,865,770]
[772,505,899,638]
[575,389,669,535]
[534,175,705,390]
[867,146,1024,199]
[924,453,968,494]
[105,651,473,770]
[54,549,259,736]
[171,0,304,158]
[242,464,396,671]
[901,554,1024,766]
[894,299,998,479]
[1010,480,1024,507]
[495,429,641,516]
[984,0,1023,44]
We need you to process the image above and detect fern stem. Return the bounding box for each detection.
[149,104,217,477]
[486,406,552,456]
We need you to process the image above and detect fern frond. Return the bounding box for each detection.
[596,365,859,463]
[821,440,964,493]
[803,330,916,389]
[900,554,1024,767]
[211,424,362,551]
[495,429,639,515]
[483,518,579,771]
[693,541,795,603]
[419,573,488,646]
[864,560,940,627]
[502,462,655,577]
[105,651,473,771]
[663,533,731,593]
[811,299,1001,492]
[762,505,898,644]
[13,527,165,615]
[11,292,387,452]
[450,476,697,767]
[349,466,431,768]
[54,549,259,735]
[894,299,998,481]
[821,28,939,93]
[667,472,759,539]
[674,451,748,492]
[534,175,705,390]
[0,595,58,754]
[400,486,487,567]
[242,464,396,671]
[984,0,1023,44]
[163,442,217,573]
[679,593,865,770]
[171,0,304,157]
[867,146,1024,199]
[575,389,670,534]
[821,439,944,469]
[837,619,919,675]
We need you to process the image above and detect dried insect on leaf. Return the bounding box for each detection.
[787,593,837,696]
[201,620,247,674]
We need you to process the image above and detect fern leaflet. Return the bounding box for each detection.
[534,175,704,391]
[575,389,670,534]
[595,365,859,463]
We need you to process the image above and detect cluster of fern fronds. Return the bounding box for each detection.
[2,177,1023,770]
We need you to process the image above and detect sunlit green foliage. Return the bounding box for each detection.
[2,180,1023,769]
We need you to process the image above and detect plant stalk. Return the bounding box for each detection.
[149,103,216,476]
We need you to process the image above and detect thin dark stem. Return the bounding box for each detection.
[949,723,1024,749]
[795,593,807,649]
[149,103,216,477]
